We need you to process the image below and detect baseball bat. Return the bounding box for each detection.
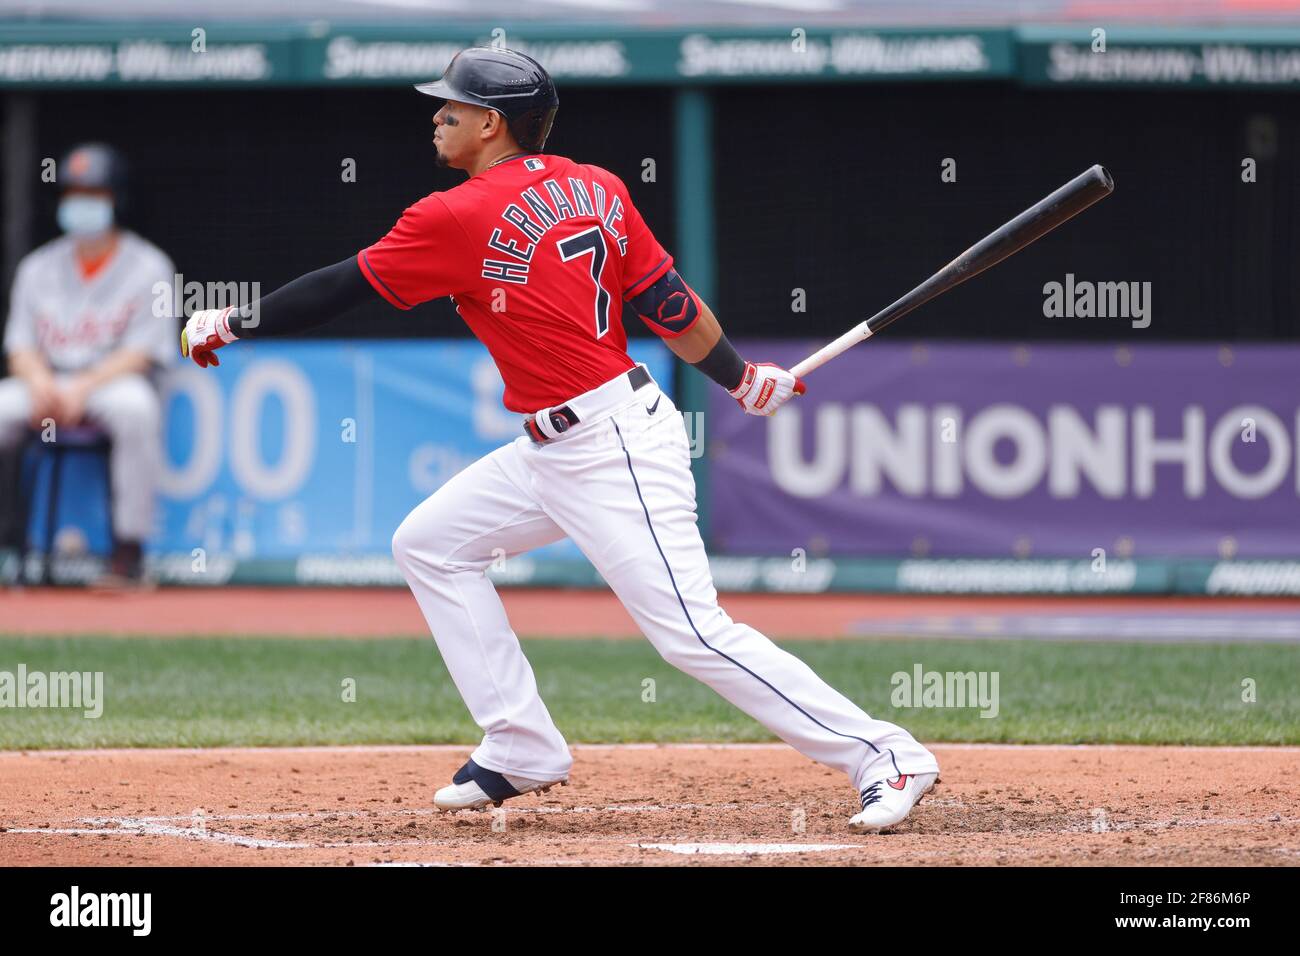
[790,164,1114,379]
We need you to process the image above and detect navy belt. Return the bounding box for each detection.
[524,365,651,444]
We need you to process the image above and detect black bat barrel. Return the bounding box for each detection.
[867,165,1114,336]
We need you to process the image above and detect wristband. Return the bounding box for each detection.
[215,306,239,343]
[691,333,747,392]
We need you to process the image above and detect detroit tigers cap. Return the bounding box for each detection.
[60,142,127,194]
[416,47,559,152]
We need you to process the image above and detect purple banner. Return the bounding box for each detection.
[709,342,1300,558]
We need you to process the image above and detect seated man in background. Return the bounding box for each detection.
[0,143,176,586]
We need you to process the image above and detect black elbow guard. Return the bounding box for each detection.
[628,268,700,337]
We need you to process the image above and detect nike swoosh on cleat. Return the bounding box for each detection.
[887,775,912,790]
[646,395,661,415]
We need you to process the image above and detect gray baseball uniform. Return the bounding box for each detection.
[0,231,176,542]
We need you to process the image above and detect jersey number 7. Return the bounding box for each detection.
[558,226,611,339]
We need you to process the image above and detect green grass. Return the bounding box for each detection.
[0,636,1295,749]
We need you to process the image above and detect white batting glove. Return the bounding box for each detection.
[728,361,807,417]
[181,307,239,368]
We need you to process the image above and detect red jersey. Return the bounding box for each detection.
[358,154,683,412]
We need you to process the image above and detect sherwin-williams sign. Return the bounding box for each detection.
[5,22,1300,88]
[1018,25,1300,88]
[0,25,294,86]
[709,342,1300,558]
[0,24,1013,86]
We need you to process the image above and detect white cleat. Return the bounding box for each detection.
[848,772,938,833]
[434,758,568,811]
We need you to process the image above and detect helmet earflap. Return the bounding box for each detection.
[508,107,557,153]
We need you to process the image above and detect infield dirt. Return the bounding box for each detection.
[1,743,1296,866]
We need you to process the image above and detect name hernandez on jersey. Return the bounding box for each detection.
[484,169,629,285]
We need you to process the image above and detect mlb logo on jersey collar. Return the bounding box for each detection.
[524,157,545,171]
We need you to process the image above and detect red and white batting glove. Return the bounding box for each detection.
[728,361,807,417]
[181,307,239,368]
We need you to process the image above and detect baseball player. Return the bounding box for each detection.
[182,48,938,831]
[1,143,176,586]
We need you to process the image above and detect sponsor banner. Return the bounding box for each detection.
[708,556,1164,593]
[1181,561,1300,596]
[0,24,295,86]
[31,339,671,563]
[709,342,1300,559]
[1018,26,1300,88]
[672,30,1008,82]
[301,28,1013,85]
[132,556,1300,596]
[0,25,1012,86]
[142,554,1165,593]
[309,31,637,84]
[9,22,1300,88]
[0,549,604,589]
[892,558,1153,593]
[18,546,1299,595]
[0,548,1175,593]
[10,547,1299,596]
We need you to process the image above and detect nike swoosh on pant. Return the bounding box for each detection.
[646,395,661,415]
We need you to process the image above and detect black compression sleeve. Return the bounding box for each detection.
[232,257,381,339]
[691,333,748,392]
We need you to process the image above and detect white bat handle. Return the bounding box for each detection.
[789,322,874,379]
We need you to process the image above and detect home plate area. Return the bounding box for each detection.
[2,744,1296,866]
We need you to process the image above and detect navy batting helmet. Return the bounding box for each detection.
[416,47,558,152]
[60,142,127,195]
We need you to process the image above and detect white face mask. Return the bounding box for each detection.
[57,195,114,237]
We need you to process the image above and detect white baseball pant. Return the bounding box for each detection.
[392,365,939,789]
[0,373,162,542]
